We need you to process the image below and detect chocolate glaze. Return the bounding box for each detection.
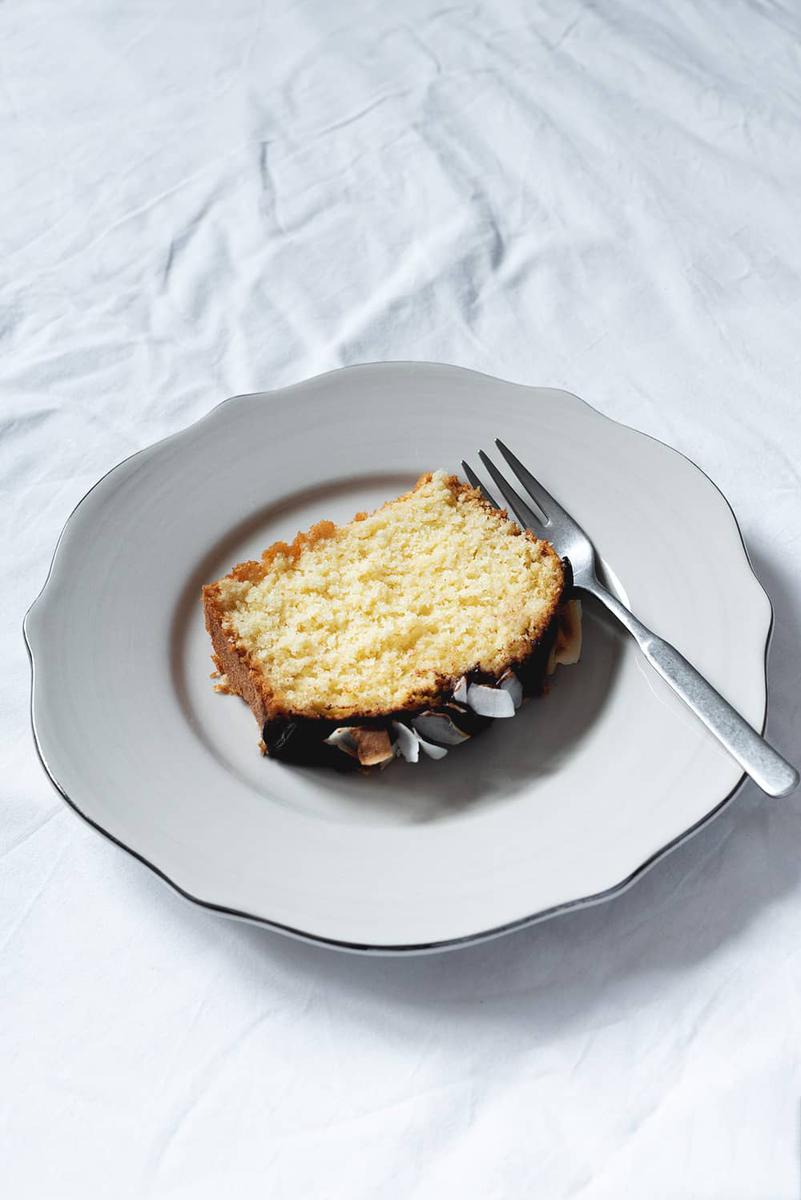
[263,715,360,772]
[514,618,559,696]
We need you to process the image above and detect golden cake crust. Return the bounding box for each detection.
[202,473,565,728]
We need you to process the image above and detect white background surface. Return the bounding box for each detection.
[3,0,801,1196]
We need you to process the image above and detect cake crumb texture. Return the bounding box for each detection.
[206,472,563,718]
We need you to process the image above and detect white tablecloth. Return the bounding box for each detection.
[4,2,801,1195]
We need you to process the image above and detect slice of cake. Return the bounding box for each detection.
[203,471,581,770]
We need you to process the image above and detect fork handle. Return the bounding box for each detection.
[586,583,799,798]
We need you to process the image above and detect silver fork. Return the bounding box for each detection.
[463,438,798,798]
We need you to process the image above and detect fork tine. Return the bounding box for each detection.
[477,450,545,530]
[494,439,565,524]
[461,460,499,509]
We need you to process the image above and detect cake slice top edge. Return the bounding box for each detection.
[202,471,565,721]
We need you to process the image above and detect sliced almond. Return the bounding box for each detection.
[351,728,395,766]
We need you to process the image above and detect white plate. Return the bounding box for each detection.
[25,363,771,953]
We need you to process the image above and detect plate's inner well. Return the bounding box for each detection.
[173,471,626,828]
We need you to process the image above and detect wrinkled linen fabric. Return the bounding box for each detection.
[3,1,801,1196]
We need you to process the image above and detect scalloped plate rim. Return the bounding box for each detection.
[23,361,772,954]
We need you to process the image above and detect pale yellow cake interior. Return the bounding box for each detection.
[216,472,562,714]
